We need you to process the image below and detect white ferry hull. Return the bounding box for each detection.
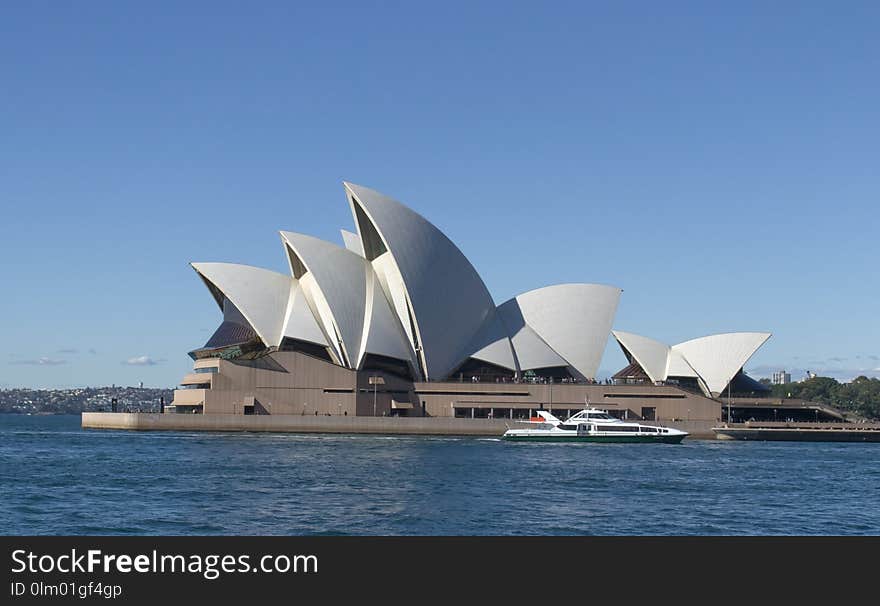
[502,432,686,444]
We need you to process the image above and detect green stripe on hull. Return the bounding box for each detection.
[502,435,686,444]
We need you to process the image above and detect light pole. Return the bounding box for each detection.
[727,380,733,426]
[369,375,385,416]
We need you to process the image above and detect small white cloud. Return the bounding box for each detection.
[10,357,67,366]
[123,356,165,366]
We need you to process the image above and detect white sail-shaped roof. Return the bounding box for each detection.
[281,280,328,347]
[612,330,670,383]
[665,349,700,379]
[612,330,771,395]
[672,332,771,395]
[280,231,414,370]
[187,179,774,395]
[358,266,417,369]
[509,324,570,371]
[191,262,291,348]
[496,299,568,370]
[340,229,364,257]
[465,310,517,371]
[280,232,367,367]
[502,284,622,380]
[345,182,495,380]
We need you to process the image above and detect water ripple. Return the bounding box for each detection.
[2,415,879,535]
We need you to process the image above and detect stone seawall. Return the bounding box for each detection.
[81,413,718,439]
[82,412,530,436]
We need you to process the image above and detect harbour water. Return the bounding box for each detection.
[2,414,878,535]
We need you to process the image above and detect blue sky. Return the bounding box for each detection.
[1,1,878,389]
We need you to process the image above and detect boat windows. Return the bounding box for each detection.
[595,425,640,432]
[558,424,579,431]
[571,411,615,421]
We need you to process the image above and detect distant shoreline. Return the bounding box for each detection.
[0,411,80,415]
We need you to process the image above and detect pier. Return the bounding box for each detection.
[713,421,880,442]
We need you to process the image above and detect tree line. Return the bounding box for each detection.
[759,376,880,420]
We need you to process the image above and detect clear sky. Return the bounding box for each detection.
[2,1,877,389]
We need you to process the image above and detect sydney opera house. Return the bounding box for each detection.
[170,182,773,423]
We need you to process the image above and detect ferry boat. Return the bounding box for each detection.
[502,408,688,443]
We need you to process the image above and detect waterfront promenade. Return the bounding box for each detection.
[81,412,717,438]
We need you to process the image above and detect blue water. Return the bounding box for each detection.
[2,414,878,535]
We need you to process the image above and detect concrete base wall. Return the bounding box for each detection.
[82,413,718,439]
[82,412,531,436]
[174,352,724,423]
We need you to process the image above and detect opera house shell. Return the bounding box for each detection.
[172,181,771,421]
[611,330,772,397]
[189,182,622,381]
